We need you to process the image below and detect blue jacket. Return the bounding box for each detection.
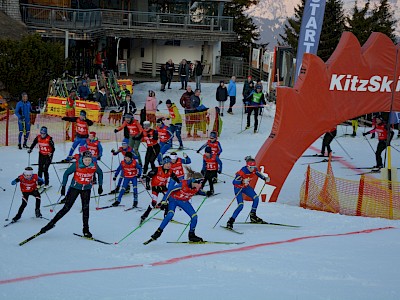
[15,100,31,121]
[227,80,237,97]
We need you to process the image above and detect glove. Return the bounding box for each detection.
[218,169,221,174]
[114,129,118,133]
[27,149,32,154]
[61,186,66,196]
[98,185,103,195]
[363,132,368,136]
[113,177,117,181]
[206,191,213,197]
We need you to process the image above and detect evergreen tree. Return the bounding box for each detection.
[279,0,306,54]
[346,0,373,46]
[370,0,397,43]
[318,0,346,61]
[0,34,67,104]
[222,0,260,57]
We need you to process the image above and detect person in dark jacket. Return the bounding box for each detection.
[215,80,228,116]
[178,59,190,90]
[160,64,168,92]
[194,60,203,91]
[166,59,175,89]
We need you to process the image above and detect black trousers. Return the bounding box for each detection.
[38,153,52,185]
[247,106,260,130]
[144,144,161,174]
[201,170,217,193]
[50,187,91,229]
[321,130,337,155]
[15,190,41,219]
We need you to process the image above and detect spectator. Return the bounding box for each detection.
[178,59,189,90]
[160,64,168,92]
[146,90,157,126]
[78,80,90,100]
[15,92,32,149]
[166,59,175,89]
[194,60,203,91]
[215,80,228,117]
[227,76,237,115]
[180,85,194,136]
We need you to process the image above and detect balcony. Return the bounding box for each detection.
[20,4,236,41]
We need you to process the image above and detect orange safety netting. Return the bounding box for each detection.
[300,159,400,220]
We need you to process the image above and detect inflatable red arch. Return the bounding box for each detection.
[255,32,400,202]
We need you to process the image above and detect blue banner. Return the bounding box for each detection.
[295,0,327,83]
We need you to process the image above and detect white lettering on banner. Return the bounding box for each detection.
[329,74,400,92]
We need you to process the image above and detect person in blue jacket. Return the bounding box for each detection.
[227,76,237,114]
[226,156,270,230]
[15,92,32,149]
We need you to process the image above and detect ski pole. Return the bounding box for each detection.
[42,189,55,213]
[5,184,18,221]
[115,209,163,244]
[212,188,242,228]
[333,137,353,159]
[220,157,242,162]
[221,172,234,178]
[176,195,208,242]
[52,164,62,185]
[245,182,267,222]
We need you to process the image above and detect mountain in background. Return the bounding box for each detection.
[247,0,400,49]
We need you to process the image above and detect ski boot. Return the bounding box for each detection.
[40,222,55,234]
[226,217,235,230]
[83,227,92,238]
[109,186,120,194]
[250,212,265,224]
[188,230,203,242]
[150,228,163,241]
[35,209,42,218]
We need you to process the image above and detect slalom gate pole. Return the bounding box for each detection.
[115,209,163,244]
[220,157,241,162]
[333,137,353,159]
[245,182,267,222]
[212,188,242,228]
[5,184,18,221]
[176,195,208,242]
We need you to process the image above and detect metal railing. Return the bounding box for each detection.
[20,4,233,33]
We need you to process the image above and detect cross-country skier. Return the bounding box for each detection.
[40,151,103,238]
[363,117,394,169]
[62,110,94,162]
[201,146,222,195]
[28,126,55,187]
[146,167,211,243]
[140,156,180,223]
[170,151,191,180]
[11,167,44,222]
[111,152,142,207]
[226,156,270,230]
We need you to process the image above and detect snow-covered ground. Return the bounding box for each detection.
[1,81,400,299]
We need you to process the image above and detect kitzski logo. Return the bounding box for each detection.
[329,74,400,92]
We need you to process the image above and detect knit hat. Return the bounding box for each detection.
[166,99,172,105]
[40,126,48,134]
